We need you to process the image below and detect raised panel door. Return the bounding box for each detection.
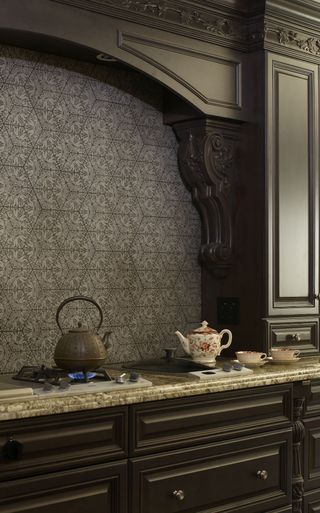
[267,53,319,316]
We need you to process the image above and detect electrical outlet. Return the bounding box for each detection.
[217,297,240,325]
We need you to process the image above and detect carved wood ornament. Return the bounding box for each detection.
[51,0,244,44]
[174,119,240,277]
[292,396,306,513]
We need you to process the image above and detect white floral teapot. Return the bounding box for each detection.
[175,321,232,365]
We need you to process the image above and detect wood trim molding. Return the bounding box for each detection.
[50,0,247,49]
[173,118,241,276]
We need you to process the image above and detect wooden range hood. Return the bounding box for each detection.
[1,0,320,357]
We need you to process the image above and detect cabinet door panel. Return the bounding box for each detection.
[130,429,292,513]
[267,53,319,316]
[0,460,127,513]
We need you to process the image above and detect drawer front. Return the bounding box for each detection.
[0,460,127,513]
[129,385,292,455]
[265,318,319,355]
[0,406,127,479]
[304,380,320,417]
[303,417,320,491]
[303,489,320,513]
[130,429,292,513]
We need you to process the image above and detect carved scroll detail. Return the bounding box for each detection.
[266,25,320,56]
[292,397,305,513]
[174,119,240,277]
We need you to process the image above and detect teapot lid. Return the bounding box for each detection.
[69,322,90,333]
[190,320,217,334]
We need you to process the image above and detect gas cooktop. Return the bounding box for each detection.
[0,365,153,401]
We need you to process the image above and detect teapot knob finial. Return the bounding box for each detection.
[201,320,208,328]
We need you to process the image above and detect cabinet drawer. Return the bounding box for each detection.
[130,429,292,513]
[303,489,320,513]
[265,318,319,355]
[0,406,127,480]
[304,380,320,417]
[0,460,127,513]
[129,384,292,455]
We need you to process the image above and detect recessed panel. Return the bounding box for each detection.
[278,72,309,298]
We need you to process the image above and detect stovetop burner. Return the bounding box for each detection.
[13,365,113,384]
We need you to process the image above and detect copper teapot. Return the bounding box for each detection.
[54,296,111,371]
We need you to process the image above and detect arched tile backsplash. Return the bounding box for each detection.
[0,45,201,373]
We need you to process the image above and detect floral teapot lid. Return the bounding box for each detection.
[190,320,218,335]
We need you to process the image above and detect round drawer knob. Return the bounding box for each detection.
[172,489,185,501]
[256,469,268,480]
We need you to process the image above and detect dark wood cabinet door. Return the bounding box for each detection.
[0,460,127,513]
[130,429,292,513]
[267,53,319,317]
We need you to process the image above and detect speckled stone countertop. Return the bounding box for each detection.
[2,360,320,421]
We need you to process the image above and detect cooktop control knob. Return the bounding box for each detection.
[129,372,140,382]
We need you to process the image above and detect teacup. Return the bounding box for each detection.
[271,348,300,361]
[235,351,267,364]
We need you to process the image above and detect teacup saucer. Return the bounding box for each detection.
[268,357,301,365]
[232,359,267,368]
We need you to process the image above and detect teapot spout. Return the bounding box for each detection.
[175,331,190,355]
[102,331,112,349]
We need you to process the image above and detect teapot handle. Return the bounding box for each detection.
[219,329,233,354]
[56,296,103,334]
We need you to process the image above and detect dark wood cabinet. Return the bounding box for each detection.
[202,49,320,357]
[0,385,294,513]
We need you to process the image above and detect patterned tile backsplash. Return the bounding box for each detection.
[0,45,201,373]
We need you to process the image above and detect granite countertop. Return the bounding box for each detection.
[2,360,320,421]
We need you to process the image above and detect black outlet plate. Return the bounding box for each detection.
[217,297,240,325]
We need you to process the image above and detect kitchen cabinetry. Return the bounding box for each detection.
[264,53,320,354]
[0,384,293,513]
[0,407,128,513]
[201,50,320,357]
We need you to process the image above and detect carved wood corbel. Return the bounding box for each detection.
[173,118,240,277]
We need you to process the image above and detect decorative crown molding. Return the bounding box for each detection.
[174,118,240,277]
[51,0,246,48]
[265,24,320,57]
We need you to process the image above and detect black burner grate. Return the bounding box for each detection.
[13,365,113,384]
